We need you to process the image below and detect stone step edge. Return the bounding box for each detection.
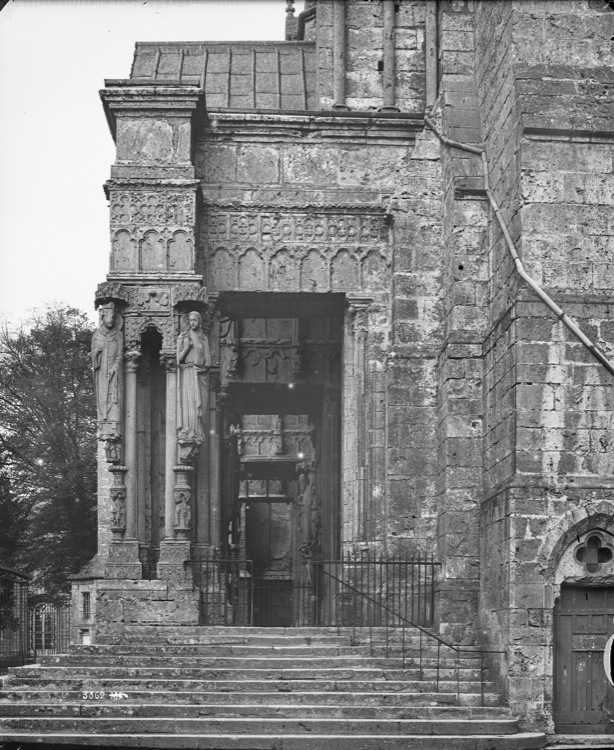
[0,731,549,749]
[0,701,515,713]
[0,714,518,724]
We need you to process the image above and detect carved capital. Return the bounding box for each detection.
[177,438,203,464]
[95,281,131,306]
[124,348,142,373]
[160,351,177,374]
[347,297,372,340]
[98,429,122,464]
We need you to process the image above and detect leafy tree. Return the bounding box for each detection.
[0,305,97,594]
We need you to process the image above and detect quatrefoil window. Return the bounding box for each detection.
[575,535,613,573]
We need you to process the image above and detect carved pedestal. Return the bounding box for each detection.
[158,464,194,581]
[157,540,193,583]
[104,540,143,579]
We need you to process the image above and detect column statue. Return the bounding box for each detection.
[92,301,124,460]
[176,310,211,461]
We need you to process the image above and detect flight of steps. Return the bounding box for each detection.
[0,626,546,749]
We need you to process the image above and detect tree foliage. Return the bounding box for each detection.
[0,305,97,594]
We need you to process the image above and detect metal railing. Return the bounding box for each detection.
[30,599,71,659]
[0,566,30,669]
[194,557,254,626]
[193,551,439,630]
[320,551,437,629]
[316,559,507,707]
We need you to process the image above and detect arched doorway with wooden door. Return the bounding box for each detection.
[553,531,614,733]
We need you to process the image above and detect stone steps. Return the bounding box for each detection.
[6,678,499,698]
[0,701,514,718]
[0,626,546,748]
[0,689,500,707]
[14,666,490,684]
[39,657,486,679]
[0,716,523,734]
[0,731,548,749]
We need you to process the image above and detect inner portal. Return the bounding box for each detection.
[218,297,343,627]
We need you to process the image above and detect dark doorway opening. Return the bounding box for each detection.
[218,295,343,627]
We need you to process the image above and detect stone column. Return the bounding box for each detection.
[105,347,142,579]
[158,350,192,582]
[161,353,178,540]
[124,348,141,540]
[343,297,371,547]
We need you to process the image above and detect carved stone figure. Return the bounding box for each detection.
[176,311,211,452]
[111,487,127,530]
[174,488,192,531]
[92,301,124,435]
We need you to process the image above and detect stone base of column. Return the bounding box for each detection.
[104,540,143,579]
[157,540,193,584]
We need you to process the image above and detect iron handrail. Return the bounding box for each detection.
[315,560,507,705]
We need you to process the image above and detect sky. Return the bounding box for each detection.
[0,0,302,325]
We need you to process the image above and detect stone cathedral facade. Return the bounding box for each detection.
[73,0,614,735]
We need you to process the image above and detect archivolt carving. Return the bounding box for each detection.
[124,315,177,351]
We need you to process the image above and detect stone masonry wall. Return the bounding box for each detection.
[475,0,614,731]
[435,0,488,644]
[314,0,427,111]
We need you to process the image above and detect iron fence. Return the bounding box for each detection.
[192,551,438,629]
[316,558,507,706]
[30,599,71,659]
[0,565,30,669]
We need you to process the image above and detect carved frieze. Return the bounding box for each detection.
[110,191,196,228]
[128,287,171,312]
[204,210,386,245]
[204,207,389,294]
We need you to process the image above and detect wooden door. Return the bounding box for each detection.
[554,585,614,733]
